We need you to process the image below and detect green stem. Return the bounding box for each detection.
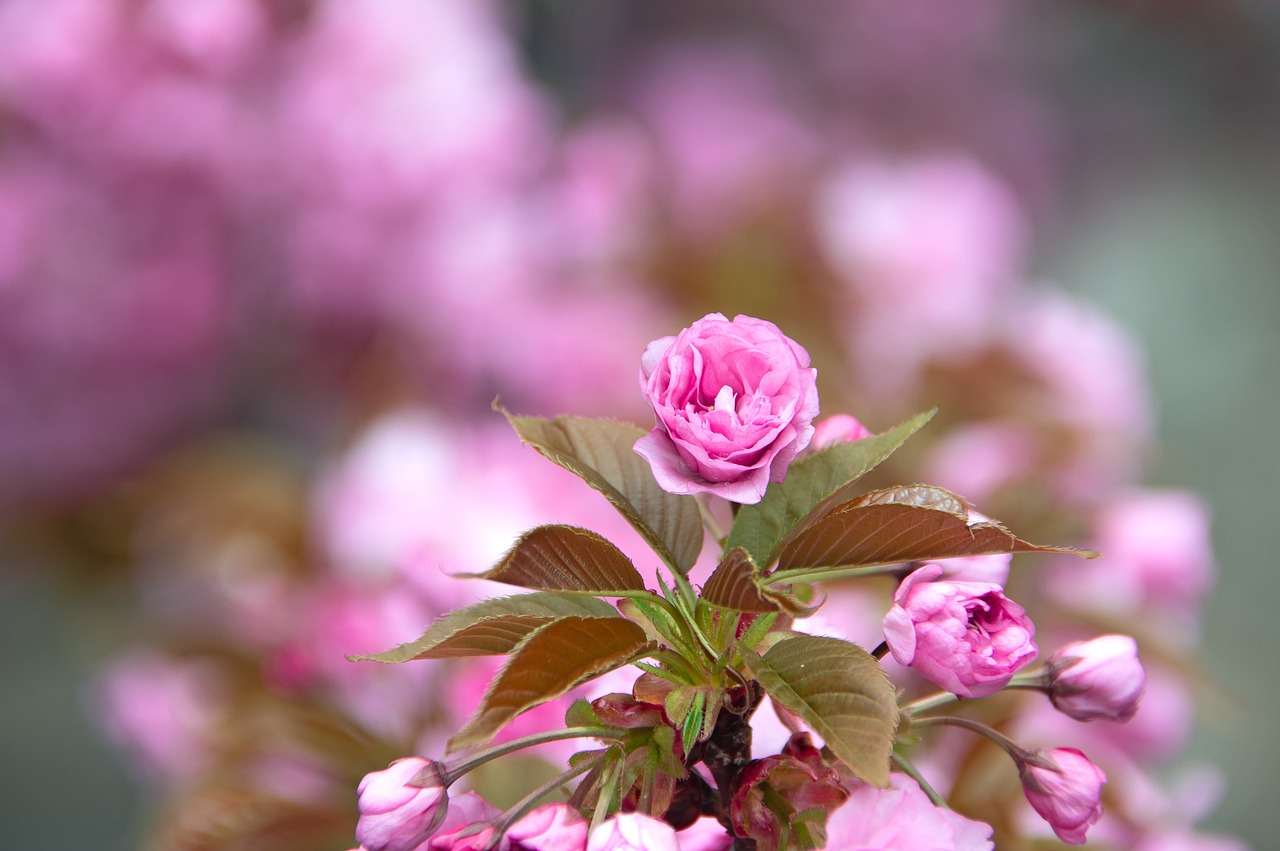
[446,726,619,783]
[697,495,727,544]
[892,753,947,807]
[902,691,960,715]
[762,562,903,587]
[910,715,1036,763]
[483,754,605,850]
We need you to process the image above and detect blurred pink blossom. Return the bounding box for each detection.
[823,773,994,850]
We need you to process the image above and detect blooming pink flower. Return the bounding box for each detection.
[823,773,994,850]
[1018,748,1106,845]
[587,813,679,851]
[634,313,820,504]
[506,803,588,851]
[809,413,872,449]
[883,564,1037,698]
[355,757,448,851]
[1048,635,1146,722]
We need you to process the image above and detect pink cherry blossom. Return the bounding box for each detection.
[635,313,820,504]
[587,813,679,851]
[1048,634,1146,722]
[1018,748,1106,845]
[823,773,994,850]
[883,564,1037,698]
[506,803,588,851]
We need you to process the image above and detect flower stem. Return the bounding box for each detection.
[762,563,903,586]
[910,715,1037,763]
[902,691,960,715]
[892,753,947,807]
[446,727,620,783]
[483,753,606,849]
[697,495,727,544]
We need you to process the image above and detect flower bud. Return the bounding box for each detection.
[810,413,871,449]
[1048,634,1146,722]
[1018,748,1106,845]
[356,757,449,851]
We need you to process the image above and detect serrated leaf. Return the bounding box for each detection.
[350,592,618,663]
[501,410,705,573]
[470,524,647,594]
[449,617,656,751]
[774,493,1096,577]
[700,548,779,613]
[726,411,935,567]
[742,636,898,786]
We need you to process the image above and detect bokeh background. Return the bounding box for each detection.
[1,1,1277,849]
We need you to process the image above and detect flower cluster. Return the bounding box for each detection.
[331,314,1160,850]
[0,3,1237,850]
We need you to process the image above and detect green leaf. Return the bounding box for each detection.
[742,635,898,786]
[700,548,779,613]
[350,592,618,662]
[774,487,1097,579]
[468,524,647,594]
[449,617,656,751]
[726,411,935,567]
[501,409,705,573]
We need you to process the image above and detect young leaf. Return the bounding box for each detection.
[501,410,705,573]
[742,635,898,786]
[350,592,618,663]
[469,524,647,594]
[700,548,779,613]
[774,490,1097,578]
[726,411,935,567]
[449,617,656,751]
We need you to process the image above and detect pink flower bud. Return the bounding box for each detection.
[1018,748,1106,845]
[356,757,448,851]
[506,803,588,851]
[587,812,679,850]
[883,564,1037,698]
[1048,635,1146,722]
[810,413,871,449]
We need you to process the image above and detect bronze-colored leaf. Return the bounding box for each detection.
[471,524,647,594]
[449,617,656,751]
[775,493,1095,577]
[742,636,898,786]
[726,411,935,567]
[350,592,618,663]
[501,409,705,573]
[700,548,779,613]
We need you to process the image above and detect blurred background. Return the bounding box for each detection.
[1,1,1276,849]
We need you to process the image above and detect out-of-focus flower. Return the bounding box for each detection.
[634,313,819,504]
[809,413,872,449]
[672,818,732,851]
[506,803,588,851]
[587,813,680,851]
[1018,748,1106,846]
[355,757,448,851]
[1133,831,1254,851]
[817,154,1026,396]
[822,773,994,850]
[883,564,1037,698]
[1048,635,1146,722]
[93,650,225,782]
